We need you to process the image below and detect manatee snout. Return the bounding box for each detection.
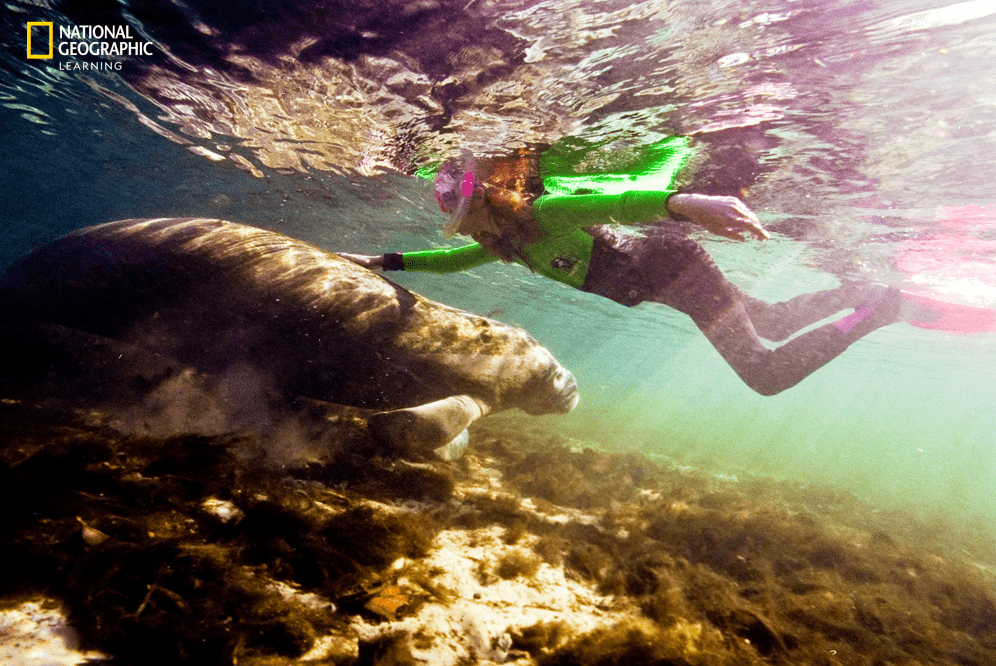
[521,363,579,415]
[550,365,581,413]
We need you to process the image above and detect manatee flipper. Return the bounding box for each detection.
[368,394,491,457]
[434,428,470,461]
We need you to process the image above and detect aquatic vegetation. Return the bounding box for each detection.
[494,548,542,580]
[356,632,418,666]
[471,417,996,666]
[534,617,761,666]
[532,534,571,565]
[509,619,574,655]
[2,401,996,665]
[0,402,437,663]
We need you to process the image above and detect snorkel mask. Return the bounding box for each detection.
[434,152,477,238]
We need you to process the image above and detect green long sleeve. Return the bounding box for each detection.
[394,189,678,288]
[400,243,499,273]
[396,136,690,284]
[532,190,677,234]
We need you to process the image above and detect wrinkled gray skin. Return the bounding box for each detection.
[0,218,578,453]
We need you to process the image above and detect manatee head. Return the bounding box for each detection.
[515,352,580,416]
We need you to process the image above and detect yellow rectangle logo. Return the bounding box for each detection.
[27,22,54,59]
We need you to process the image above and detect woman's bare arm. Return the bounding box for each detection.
[338,252,384,269]
[666,193,770,241]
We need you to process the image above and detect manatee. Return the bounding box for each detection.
[0,218,579,456]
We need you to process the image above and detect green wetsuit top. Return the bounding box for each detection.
[394,189,678,288]
[392,135,692,287]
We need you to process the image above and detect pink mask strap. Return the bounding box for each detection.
[460,172,475,197]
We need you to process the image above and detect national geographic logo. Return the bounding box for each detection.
[25,22,52,59]
[26,22,154,70]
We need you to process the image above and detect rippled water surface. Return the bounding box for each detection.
[2,0,995,525]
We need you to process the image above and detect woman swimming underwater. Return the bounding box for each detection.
[342,139,911,395]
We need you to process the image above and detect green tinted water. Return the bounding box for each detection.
[390,224,996,526]
[2,0,995,541]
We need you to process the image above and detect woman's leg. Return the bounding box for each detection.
[651,248,899,395]
[580,227,900,395]
[735,284,868,342]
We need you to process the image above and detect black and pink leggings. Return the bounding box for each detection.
[581,225,897,395]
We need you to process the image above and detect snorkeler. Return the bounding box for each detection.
[341,140,909,395]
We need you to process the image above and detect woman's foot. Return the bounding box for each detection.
[834,284,901,334]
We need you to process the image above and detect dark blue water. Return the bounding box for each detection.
[2,0,995,530]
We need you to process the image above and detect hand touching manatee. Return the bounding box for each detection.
[337,252,384,269]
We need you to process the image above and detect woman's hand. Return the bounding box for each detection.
[666,193,770,241]
[337,252,384,269]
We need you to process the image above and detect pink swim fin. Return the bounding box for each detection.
[900,290,996,333]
